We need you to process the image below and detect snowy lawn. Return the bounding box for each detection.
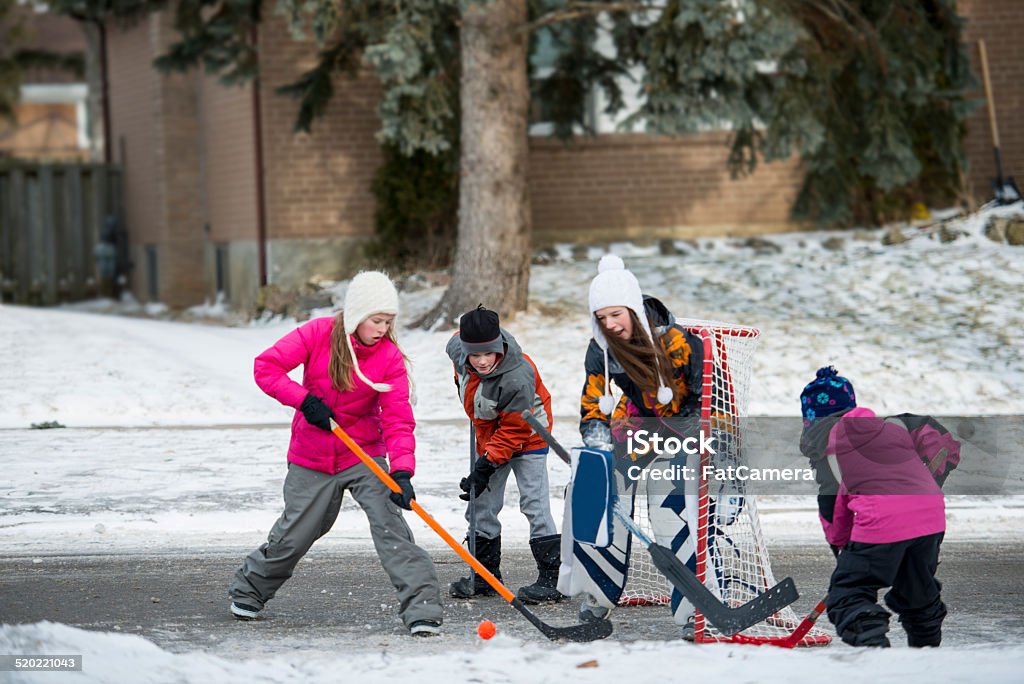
[2,205,1023,430]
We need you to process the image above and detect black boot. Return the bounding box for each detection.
[901,597,946,648]
[517,534,565,604]
[840,612,891,648]
[450,535,502,598]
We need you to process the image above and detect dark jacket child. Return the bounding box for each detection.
[798,367,950,648]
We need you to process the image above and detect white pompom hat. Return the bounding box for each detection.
[588,254,672,412]
[343,271,399,392]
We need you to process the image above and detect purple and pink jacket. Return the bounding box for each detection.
[820,407,946,548]
[254,317,416,476]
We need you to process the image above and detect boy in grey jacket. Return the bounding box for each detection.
[447,305,564,604]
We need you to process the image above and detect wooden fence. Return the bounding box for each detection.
[0,162,124,305]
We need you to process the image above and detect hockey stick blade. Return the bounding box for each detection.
[512,598,614,642]
[330,419,612,643]
[645,542,798,636]
[778,597,827,648]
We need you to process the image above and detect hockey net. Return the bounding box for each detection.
[619,319,831,647]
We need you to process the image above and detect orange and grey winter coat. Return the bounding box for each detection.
[580,296,704,448]
[446,329,553,465]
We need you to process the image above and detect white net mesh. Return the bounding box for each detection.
[618,319,830,646]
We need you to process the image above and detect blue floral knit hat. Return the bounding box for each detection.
[800,366,856,422]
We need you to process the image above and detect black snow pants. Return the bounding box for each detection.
[826,532,946,648]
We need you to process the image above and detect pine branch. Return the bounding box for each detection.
[12,49,86,79]
[276,38,365,133]
[523,1,650,34]
[773,0,886,72]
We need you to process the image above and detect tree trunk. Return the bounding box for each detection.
[417,0,531,328]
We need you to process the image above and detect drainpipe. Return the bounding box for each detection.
[251,25,268,287]
[99,21,111,165]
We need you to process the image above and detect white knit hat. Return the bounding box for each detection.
[588,255,672,412]
[343,271,399,392]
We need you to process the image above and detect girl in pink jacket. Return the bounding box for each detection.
[799,367,947,648]
[228,272,443,636]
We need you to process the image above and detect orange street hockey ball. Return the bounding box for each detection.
[477,620,497,640]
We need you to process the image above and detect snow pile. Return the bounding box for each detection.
[2,621,1022,684]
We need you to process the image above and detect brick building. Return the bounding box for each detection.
[103,2,1023,310]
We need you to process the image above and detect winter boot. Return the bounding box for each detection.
[578,593,611,623]
[450,535,502,598]
[901,597,946,648]
[517,534,565,604]
[680,615,696,642]
[840,612,891,648]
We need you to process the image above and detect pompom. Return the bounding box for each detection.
[815,366,838,379]
[597,254,625,274]
[598,394,615,415]
[657,385,673,405]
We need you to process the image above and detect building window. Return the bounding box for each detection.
[528,21,645,137]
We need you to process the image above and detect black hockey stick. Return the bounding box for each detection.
[331,419,612,643]
[521,411,799,637]
[613,506,798,636]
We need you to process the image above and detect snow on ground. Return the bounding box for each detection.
[2,205,1024,429]
[3,620,1023,684]
[2,204,1024,681]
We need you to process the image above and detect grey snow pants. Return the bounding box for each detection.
[467,451,558,541]
[229,461,443,627]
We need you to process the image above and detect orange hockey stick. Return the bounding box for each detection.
[329,419,612,642]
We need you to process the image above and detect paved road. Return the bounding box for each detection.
[1,542,1020,655]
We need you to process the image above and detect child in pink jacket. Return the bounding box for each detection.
[799,367,947,648]
[228,271,443,636]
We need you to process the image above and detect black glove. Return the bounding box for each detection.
[300,393,335,432]
[389,470,415,510]
[460,457,498,501]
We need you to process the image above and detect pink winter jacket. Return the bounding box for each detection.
[254,317,416,476]
[822,407,945,548]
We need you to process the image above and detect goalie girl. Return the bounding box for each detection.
[559,254,713,637]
